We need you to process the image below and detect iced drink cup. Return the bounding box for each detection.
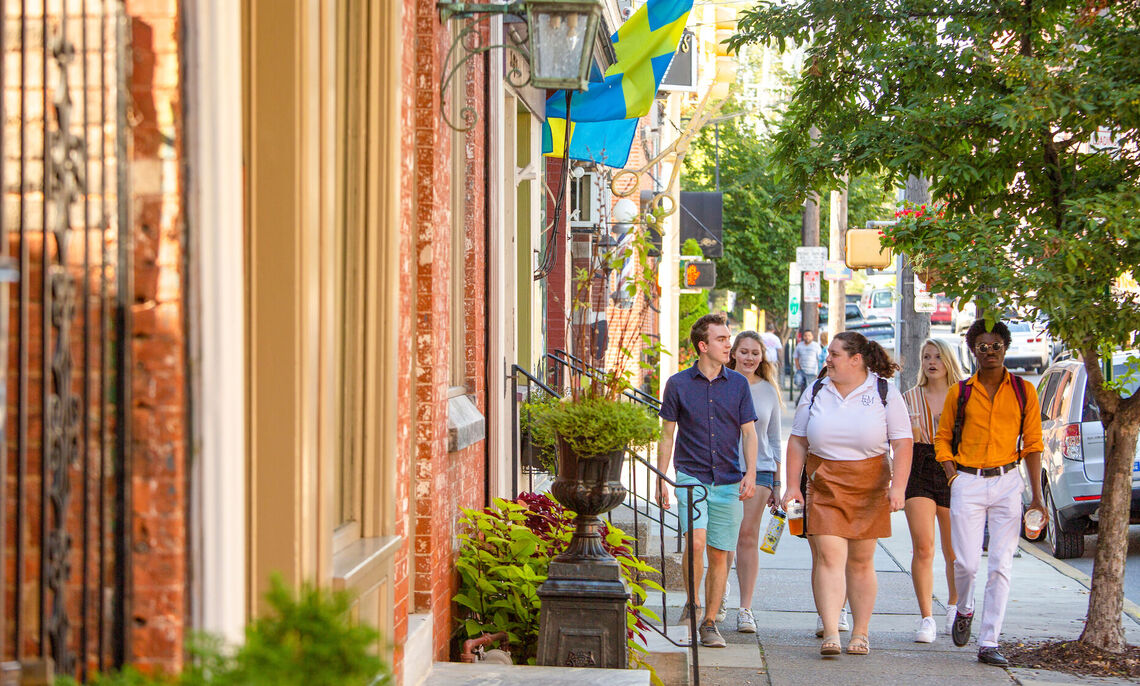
[787,501,804,537]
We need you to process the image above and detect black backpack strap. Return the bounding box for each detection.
[950,380,972,457]
[1009,373,1027,460]
[877,377,889,407]
[808,376,827,410]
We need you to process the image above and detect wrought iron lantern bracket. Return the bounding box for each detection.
[438,0,602,131]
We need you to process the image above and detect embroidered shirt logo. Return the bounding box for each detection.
[861,394,873,406]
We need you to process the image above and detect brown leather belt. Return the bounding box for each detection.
[956,461,1018,478]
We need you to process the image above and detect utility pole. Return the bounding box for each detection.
[800,127,821,337]
[898,174,931,389]
[827,176,848,340]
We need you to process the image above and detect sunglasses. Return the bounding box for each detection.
[974,342,1005,354]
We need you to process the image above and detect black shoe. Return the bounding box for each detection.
[977,647,1009,667]
[952,611,973,647]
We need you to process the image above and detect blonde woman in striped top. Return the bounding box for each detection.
[902,338,964,644]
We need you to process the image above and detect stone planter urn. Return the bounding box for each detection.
[536,440,630,669]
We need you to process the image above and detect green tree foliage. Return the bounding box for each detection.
[730,0,1140,652]
[678,239,711,368]
[684,127,798,324]
[683,115,894,321]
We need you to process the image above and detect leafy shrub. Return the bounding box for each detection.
[518,392,559,472]
[453,493,663,677]
[57,577,390,686]
[531,397,659,459]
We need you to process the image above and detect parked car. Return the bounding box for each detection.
[931,295,953,325]
[1019,352,1140,559]
[860,287,895,321]
[820,302,878,329]
[952,298,976,332]
[1005,320,1052,374]
[848,320,895,358]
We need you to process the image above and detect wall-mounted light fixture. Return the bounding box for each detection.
[438,0,602,130]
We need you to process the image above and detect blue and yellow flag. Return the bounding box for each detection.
[542,0,692,168]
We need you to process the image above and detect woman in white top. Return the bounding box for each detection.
[782,331,913,657]
[902,338,964,643]
[725,331,782,634]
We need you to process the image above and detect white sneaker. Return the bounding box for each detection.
[945,605,957,635]
[737,608,757,633]
[916,616,937,643]
[815,607,850,637]
[716,588,729,622]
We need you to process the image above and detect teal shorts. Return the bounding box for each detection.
[674,471,745,552]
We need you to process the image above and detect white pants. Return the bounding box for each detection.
[949,469,1023,648]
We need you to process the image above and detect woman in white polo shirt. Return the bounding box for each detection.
[782,331,913,657]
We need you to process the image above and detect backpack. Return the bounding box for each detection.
[949,374,1028,459]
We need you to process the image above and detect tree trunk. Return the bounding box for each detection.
[1079,398,1140,652]
[898,175,931,390]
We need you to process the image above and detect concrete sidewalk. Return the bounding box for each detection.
[673,509,1140,686]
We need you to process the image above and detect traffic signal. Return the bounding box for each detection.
[845,228,892,269]
[682,260,716,289]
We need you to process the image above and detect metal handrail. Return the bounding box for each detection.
[546,349,661,409]
[509,360,702,684]
[626,449,704,684]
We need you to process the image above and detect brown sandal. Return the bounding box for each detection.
[820,634,841,656]
[846,634,870,655]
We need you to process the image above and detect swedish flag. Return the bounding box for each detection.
[542,0,692,168]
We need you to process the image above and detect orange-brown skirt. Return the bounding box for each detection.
[805,453,891,540]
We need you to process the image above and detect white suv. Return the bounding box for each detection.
[1019,352,1140,558]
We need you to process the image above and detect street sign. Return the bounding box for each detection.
[788,284,801,328]
[824,260,852,282]
[789,261,800,285]
[796,247,828,272]
[803,271,821,303]
[914,276,935,313]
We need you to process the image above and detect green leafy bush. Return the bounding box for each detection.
[531,396,659,459]
[58,577,390,686]
[518,392,559,472]
[453,493,663,677]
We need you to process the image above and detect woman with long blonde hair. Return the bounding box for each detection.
[902,338,965,643]
[725,331,782,633]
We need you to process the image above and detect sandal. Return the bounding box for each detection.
[820,634,841,656]
[846,634,870,655]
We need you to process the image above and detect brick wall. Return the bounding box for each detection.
[124,0,186,674]
[405,0,489,668]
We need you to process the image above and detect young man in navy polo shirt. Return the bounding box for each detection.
[656,312,758,647]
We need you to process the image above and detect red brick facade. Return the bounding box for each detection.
[125,0,186,673]
[398,0,490,672]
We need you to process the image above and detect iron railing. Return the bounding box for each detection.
[509,358,704,683]
[1,2,132,679]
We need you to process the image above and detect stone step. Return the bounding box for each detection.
[423,662,651,686]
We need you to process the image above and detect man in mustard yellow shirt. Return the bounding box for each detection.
[934,319,1046,666]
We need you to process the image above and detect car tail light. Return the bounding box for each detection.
[1062,423,1083,461]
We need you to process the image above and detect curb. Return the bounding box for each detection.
[1018,540,1140,626]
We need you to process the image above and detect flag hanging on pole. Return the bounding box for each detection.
[542,0,692,168]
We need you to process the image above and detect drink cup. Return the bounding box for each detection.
[1024,507,1046,538]
[787,500,804,537]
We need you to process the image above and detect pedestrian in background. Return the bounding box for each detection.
[793,329,822,391]
[760,323,783,385]
[936,319,1045,667]
[656,313,759,648]
[818,331,829,370]
[724,331,782,634]
[782,331,913,657]
[902,338,963,643]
